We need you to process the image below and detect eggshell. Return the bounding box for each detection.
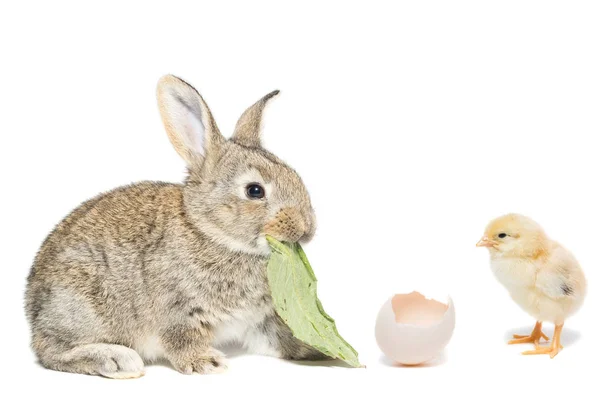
[375,291,455,365]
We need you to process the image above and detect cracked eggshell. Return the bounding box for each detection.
[375,291,455,365]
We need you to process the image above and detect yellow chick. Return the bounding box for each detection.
[477,214,586,358]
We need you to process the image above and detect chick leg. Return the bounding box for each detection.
[508,321,549,346]
[522,324,564,358]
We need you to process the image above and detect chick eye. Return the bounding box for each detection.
[498,233,507,238]
[246,183,265,199]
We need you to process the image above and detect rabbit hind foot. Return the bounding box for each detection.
[41,343,145,379]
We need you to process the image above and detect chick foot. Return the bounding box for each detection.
[512,333,549,341]
[508,321,548,346]
[522,324,564,358]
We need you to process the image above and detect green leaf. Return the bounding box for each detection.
[266,236,362,368]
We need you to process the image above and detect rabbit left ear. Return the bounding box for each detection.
[157,75,225,165]
[232,90,280,148]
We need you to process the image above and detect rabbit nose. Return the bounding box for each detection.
[264,207,309,243]
[299,213,316,244]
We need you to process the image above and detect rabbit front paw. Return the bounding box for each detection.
[170,348,228,375]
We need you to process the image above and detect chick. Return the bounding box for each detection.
[477,214,586,358]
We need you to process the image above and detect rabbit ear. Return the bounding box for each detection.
[157,75,224,165]
[232,90,280,148]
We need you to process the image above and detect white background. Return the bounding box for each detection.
[1,1,598,398]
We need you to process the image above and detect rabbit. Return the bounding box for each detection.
[25,75,327,379]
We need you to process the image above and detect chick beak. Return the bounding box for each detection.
[476,236,496,248]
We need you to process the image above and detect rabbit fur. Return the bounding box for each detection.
[25,75,326,379]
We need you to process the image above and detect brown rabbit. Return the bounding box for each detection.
[25,75,326,379]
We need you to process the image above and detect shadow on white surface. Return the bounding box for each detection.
[503,325,582,347]
[287,358,357,368]
[378,350,448,368]
[217,343,357,367]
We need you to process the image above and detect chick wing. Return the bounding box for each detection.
[535,243,582,300]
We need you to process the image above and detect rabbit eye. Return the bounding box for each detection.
[246,183,265,199]
[498,233,507,238]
